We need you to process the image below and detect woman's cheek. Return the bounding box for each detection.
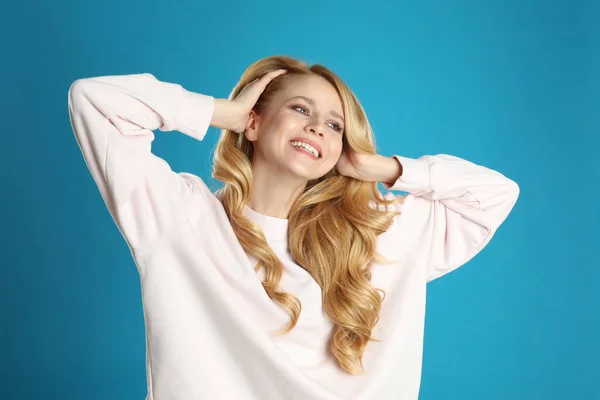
[274,113,297,131]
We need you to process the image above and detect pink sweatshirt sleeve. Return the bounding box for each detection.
[67,73,215,250]
[382,154,520,282]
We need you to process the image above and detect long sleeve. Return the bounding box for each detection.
[382,154,520,282]
[67,73,215,250]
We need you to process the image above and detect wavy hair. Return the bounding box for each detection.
[212,55,404,374]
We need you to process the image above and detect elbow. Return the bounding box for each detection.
[494,178,520,224]
[506,178,520,206]
[68,78,101,120]
[68,77,100,105]
[68,79,88,111]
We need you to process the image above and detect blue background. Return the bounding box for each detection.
[1,0,598,399]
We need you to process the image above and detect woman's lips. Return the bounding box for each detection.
[289,142,320,160]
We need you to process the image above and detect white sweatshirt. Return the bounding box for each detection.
[67,73,519,400]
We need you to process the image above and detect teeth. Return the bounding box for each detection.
[290,141,320,158]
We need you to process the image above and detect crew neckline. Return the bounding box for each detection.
[243,204,289,242]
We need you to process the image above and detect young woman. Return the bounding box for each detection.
[68,55,519,400]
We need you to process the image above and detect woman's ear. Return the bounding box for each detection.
[244,110,260,142]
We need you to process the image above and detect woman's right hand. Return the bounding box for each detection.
[210,69,287,133]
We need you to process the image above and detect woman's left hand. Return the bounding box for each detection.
[336,148,403,185]
[335,146,374,181]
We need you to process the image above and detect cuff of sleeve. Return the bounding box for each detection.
[381,155,431,192]
[174,89,215,141]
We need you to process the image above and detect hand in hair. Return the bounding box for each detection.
[335,144,372,181]
[336,147,403,186]
[209,69,288,133]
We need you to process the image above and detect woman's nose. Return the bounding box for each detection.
[305,122,324,137]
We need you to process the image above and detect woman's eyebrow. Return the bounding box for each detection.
[288,95,345,122]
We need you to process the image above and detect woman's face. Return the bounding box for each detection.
[246,74,345,181]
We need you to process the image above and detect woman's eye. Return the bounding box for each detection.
[328,122,344,132]
[293,105,343,133]
[293,105,308,114]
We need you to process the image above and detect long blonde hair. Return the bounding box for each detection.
[212,55,404,374]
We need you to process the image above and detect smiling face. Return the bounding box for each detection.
[245,74,345,181]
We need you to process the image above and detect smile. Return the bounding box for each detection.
[289,141,321,159]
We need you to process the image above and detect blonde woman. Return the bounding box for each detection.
[68,55,519,400]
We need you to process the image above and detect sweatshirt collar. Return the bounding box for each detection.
[243,204,289,243]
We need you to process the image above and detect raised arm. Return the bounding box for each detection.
[380,154,520,281]
[68,73,215,250]
[68,69,287,251]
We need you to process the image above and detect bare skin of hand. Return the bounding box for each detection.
[336,146,403,185]
[210,69,288,133]
[335,145,373,181]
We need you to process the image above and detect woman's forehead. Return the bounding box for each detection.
[277,75,343,111]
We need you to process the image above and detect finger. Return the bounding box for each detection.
[270,68,288,78]
[257,69,287,88]
[238,69,287,103]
